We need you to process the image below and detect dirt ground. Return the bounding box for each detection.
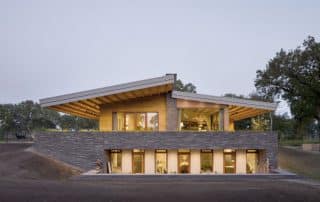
[0,144,319,202]
[0,143,80,180]
[278,146,320,180]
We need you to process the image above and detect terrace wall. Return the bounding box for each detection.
[33,131,278,171]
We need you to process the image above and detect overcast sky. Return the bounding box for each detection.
[1,0,319,114]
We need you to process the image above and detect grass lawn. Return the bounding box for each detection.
[280,139,320,146]
[279,146,320,181]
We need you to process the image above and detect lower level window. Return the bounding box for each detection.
[201,150,213,173]
[224,149,236,173]
[246,150,259,174]
[155,150,167,174]
[110,150,122,173]
[178,149,190,173]
[132,149,145,174]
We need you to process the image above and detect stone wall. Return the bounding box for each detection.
[33,131,278,171]
[166,93,179,131]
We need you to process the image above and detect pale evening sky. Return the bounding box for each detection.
[1,0,320,115]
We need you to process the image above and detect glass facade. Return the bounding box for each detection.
[110,150,122,173]
[105,149,262,174]
[180,109,219,131]
[224,149,236,173]
[155,150,167,174]
[115,112,159,131]
[200,150,213,173]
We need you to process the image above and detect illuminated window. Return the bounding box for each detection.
[155,150,167,174]
[115,112,159,131]
[132,149,144,174]
[224,149,236,173]
[201,150,213,173]
[110,150,122,173]
[246,150,259,174]
[178,149,190,173]
[180,109,220,131]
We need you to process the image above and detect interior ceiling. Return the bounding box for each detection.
[48,84,173,120]
[228,106,270,121]
[181,106,269,122]
[177,99,271,121]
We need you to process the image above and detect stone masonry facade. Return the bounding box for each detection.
[33,131,278,171]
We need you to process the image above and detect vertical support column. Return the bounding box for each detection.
[168,149,177,174]
[112,112,117,131]
[219,107,230,131]
[236,150,246,174]
[145,150,155,174]
[177,109,182,131]
[224,107,230,132]
[166,93,179,131]
[213,150,223,174]
[122,150,132,174]
[190,150,200,174]
[219,108,224,131]
[269,112,273,131]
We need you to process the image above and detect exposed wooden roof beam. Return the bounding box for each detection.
[231,109,268,121]
[73,101,100,114]
[50,106,98,120]
[64,103,99,116]
[82,100,100,109]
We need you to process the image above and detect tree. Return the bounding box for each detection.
[175,79,197,93]
[0,101,98,138]
[255,36,320,137]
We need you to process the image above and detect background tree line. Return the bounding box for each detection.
[0,100,98,139]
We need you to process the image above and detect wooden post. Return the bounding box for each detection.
[219,108,224,131]
[224,107,230,132]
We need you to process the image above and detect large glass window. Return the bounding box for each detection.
[155,150,167,174]
[110,150,122,173]
[178,149,190,173]
[146,113,159,131]
[132,149,144,174]
[246,150,259,174]
[115,112,159,131]
[224,149,236,173]
[201,150,213,173]
[180,109,219,131]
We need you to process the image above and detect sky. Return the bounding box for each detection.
[1,0,320,115]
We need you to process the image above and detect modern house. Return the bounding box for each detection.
[35,74,278,174]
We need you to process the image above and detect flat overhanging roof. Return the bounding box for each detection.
[172,91,277,121]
